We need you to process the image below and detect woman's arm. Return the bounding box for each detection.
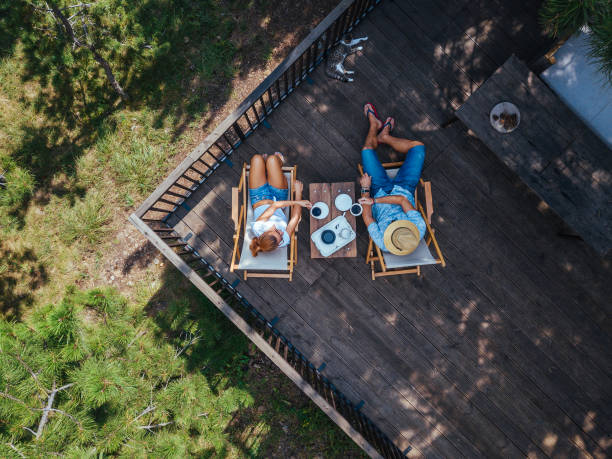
[255,198,310,222]
[286,181,308,235]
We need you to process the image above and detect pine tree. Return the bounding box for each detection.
[0,287,254,457]
[540,0,612,83]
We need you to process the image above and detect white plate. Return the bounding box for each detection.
[490,102,520,133]
[311,202,329,219]
[334,193,352,212]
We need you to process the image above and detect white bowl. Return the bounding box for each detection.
[310,202,329,219]
[490,102,520,133]
[334,193,352,212]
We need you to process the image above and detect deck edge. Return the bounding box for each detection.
[129,213,383,459]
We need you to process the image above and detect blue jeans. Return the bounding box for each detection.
[361,145,425,196]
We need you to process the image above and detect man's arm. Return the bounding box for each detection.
[361,196,375,226]
[372,195,415,212]
[358,173,376,226]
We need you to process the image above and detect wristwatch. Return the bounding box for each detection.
[360,187,370,195]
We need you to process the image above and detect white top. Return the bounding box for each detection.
[251,205,290,247]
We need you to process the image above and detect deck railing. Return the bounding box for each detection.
[131,1,406,457]
[134,0,379,224]
[129,226,405,458]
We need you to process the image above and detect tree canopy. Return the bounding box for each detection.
[540,0,612,82]
[0,287,255,457]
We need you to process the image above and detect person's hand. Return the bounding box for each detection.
[294,180,304,196]
[359,173,372,188]
[359,197,374,206]
[298,200,312,209]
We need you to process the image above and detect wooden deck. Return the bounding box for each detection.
[166,1,612,456]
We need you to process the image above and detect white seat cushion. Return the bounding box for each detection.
[237,172,292,271]
[382,238,438,268]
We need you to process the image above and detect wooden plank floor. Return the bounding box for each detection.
[167,1,612,457]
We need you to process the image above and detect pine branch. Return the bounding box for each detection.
[64,3,93,9]
[13,353,46,395]
[6,442,25,458]
[1,380,77,439]
[0,391,28,405]
[35,380,56,439]
[33,380,77,438]
[44,0,129,100]
[23,427,37,437]
[174,332,201,359]
[56,382,75,392]
[132,404,156,423]
[138,421,174,432]
[33,408,82,427]
[127,330,146,348]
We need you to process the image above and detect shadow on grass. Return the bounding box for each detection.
[0,241,47,320]
[1,0,337,228]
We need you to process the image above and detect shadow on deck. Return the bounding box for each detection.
[136,0,612,456]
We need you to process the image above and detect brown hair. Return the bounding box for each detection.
[250,233,279,256]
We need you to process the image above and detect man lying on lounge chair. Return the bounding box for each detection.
[358,103,427,255]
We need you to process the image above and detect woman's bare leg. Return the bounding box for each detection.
[266,154,288,189]
[362,103,382,150]
[377,117,423,153]
[249,154,268,189]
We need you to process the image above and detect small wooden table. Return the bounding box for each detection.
[309,182,358,258]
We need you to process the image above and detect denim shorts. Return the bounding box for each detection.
[249,183,289,206]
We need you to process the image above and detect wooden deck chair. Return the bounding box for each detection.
[230,162,298,281]
[358,162,446,280]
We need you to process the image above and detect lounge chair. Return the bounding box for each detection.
[358,162,445,279]
[230,162,298,281]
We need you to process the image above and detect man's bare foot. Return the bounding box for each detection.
[377,117,395,142]
[364,103,382,130]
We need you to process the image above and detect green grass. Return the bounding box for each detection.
[60,191,113,245]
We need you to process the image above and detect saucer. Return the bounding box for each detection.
[334,193,352,212]
[311,202,329,219]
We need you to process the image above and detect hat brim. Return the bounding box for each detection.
[383,220,420,255]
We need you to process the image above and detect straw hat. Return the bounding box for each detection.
[383,220,420,255]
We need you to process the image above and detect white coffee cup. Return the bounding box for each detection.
[310,202,328,219]
[349,203,363,216]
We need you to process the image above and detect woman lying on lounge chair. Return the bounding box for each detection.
[249,153,311,256]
